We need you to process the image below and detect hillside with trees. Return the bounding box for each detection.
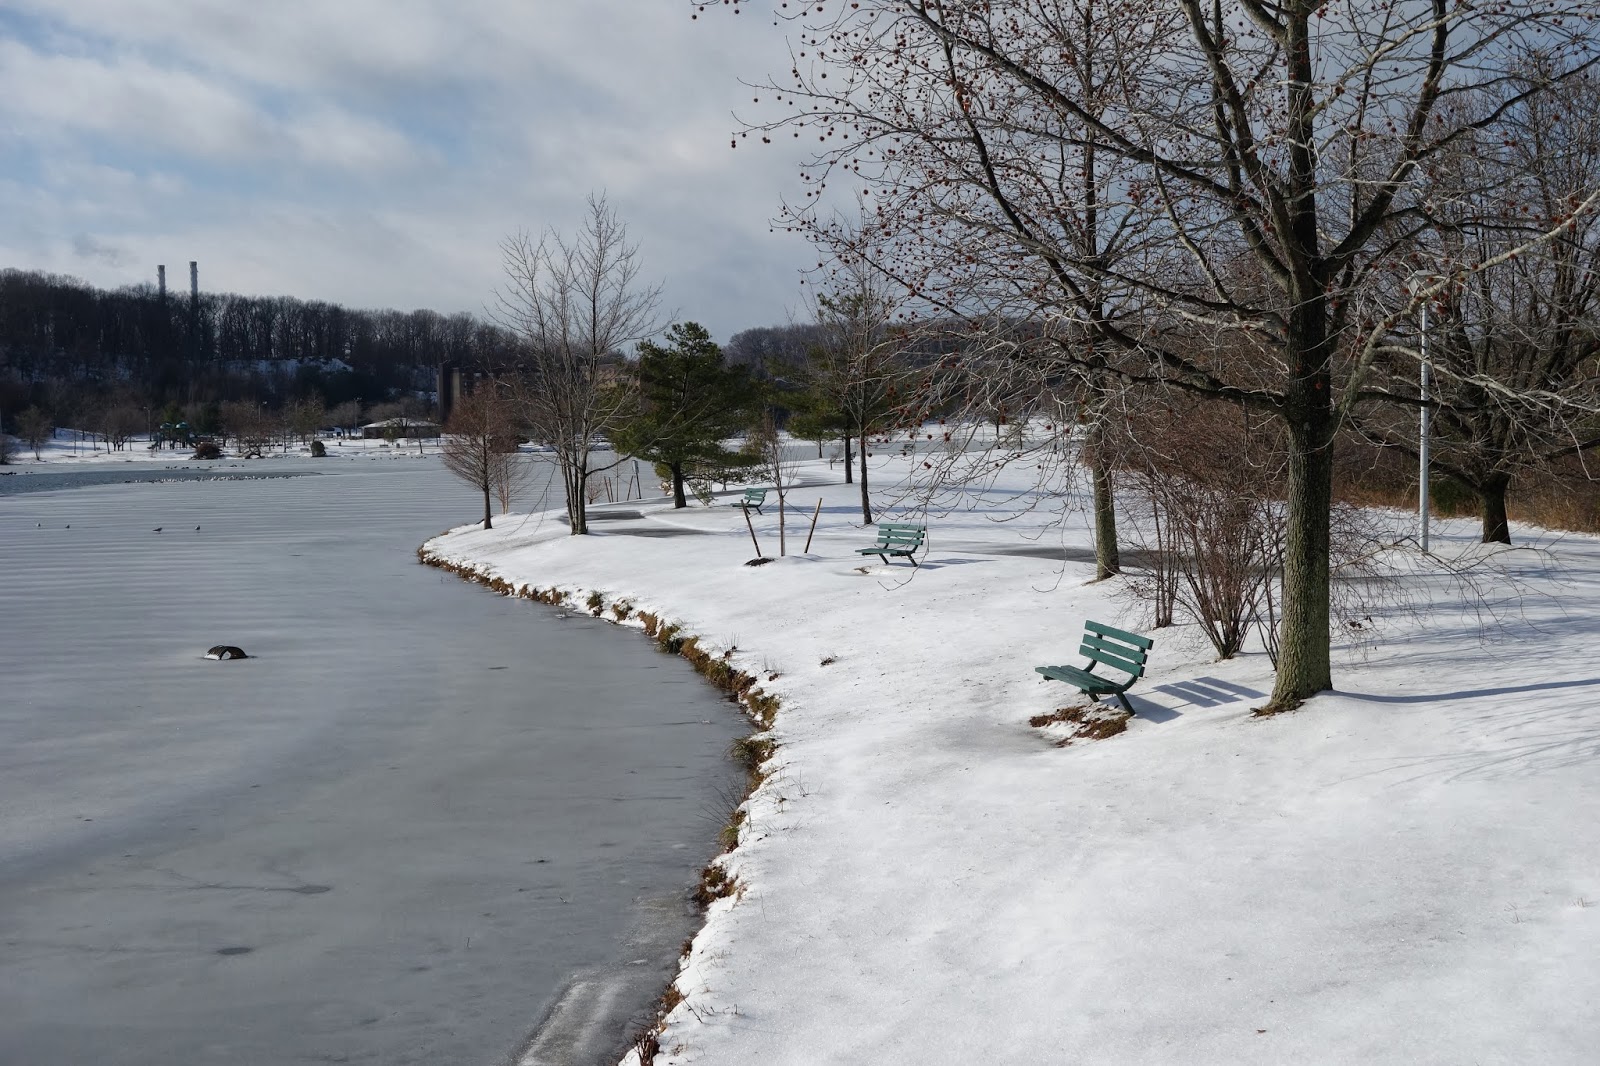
[0,268,520,438]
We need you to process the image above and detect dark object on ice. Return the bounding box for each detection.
[1035,620,1153,715]
[744,557,774,567]
[310,440,327,457]
[152,527,162,532]
[205,645,249,660]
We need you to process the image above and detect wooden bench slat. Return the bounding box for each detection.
[1085,619,1153,650]
[1078,645,1145,679]
[1079,635,1148,677]
[1035,665,1121,692]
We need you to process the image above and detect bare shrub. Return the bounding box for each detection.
[1121,401,1285,660]
[486,444,531,512]
[441,388,518,530]
[745,411,800,555]
[631,1029,660,1065]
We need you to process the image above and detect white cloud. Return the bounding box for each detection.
[70,232,130,268]
[0,1,819,340]
[0,40,423,172]
[0,41,268,160]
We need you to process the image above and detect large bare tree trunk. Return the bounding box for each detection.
[1479,473,1512,544]
[1271,305,1335,710]
[1091,460,1119,581]
[1085,419,1120,580]
[1269,23,1335,712]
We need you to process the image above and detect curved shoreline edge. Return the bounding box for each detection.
[417,543,779,1066]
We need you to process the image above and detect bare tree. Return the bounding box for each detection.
[15,407,51,459]
[1356,66,1600,543]
[747,409,802,555]
[328,400,363,437]
[496,194,663,534]
[287,397,326,445]
[489,446,534,514]
[90,402,142,452]
[723,0,1599,710]
[442,388,517,529]
[801,260,905,524]
[222,401,275,459]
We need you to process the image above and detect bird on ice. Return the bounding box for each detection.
[152,527,162,533]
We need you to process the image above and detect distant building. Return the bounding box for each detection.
[361,417,440,439]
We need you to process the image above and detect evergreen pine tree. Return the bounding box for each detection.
[614,323,762,508]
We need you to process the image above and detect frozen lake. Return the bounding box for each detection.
[0,458,746,1065]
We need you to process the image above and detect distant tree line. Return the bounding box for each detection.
[0,267,522,438]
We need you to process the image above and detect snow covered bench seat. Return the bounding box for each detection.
[1035,620,1153,714]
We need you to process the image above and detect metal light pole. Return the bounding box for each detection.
[1418,299,1432,553]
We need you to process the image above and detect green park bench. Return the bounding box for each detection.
[733,487,769,515]
[1035,620,1154,714]
[856,522,927,567]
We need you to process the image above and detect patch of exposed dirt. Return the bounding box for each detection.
[1029,702,1133,746]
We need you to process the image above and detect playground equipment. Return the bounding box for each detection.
[150,421,196,449]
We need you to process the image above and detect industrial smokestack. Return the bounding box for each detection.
[157,264,166,299]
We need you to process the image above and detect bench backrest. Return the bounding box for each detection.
[743,487,768,501]
[874,522,926,548]
[1080,620,1154,679]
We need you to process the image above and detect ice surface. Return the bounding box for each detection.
[0,459,745,1065]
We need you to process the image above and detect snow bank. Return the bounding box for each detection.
[426,439,1600,1065]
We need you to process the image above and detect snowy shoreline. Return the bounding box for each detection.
[426,443,1600,1065]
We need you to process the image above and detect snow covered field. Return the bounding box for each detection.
[2,429,441,465]
[431,434,1600,1065]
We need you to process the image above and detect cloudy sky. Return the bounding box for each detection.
[0,1,813,342]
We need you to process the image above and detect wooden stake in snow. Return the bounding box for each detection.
[804,498,823,553]
[743,501,764,559]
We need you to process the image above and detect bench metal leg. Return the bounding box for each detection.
[1115,692,1135,715]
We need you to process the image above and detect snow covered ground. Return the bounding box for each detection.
[424,431,1600,1065]
[2,429,441,465]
